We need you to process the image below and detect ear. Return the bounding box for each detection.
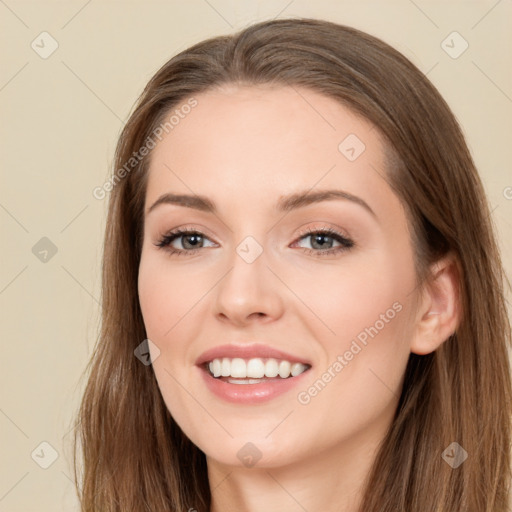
[410,252,461,355]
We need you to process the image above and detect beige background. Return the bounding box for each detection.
[1,1,511,510]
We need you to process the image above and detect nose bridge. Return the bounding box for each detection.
[213,234,284,322]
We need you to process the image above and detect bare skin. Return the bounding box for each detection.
[138,85,459,512]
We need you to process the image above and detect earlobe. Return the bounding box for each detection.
[410,252,461,355]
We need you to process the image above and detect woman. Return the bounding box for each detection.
[73,18,512,511]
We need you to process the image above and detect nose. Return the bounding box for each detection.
[213,244,285,327]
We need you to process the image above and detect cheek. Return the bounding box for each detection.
[137,253,201,340]
[138,262,168,337]
[295,303,412,446]
[138,255,202,430]
[287,249,414,346]
[292,251,415,410]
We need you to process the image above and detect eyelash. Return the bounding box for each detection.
[154,225,355,258]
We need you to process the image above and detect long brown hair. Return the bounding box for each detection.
[73,18,512,511]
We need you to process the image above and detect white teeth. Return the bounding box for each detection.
[221,358,231,377]
[291,362,308,377]
[206,357,309,379]
[278,360,291,378]
[228,378,264,385]
[212,359,221,377]
[265,359,279,377]
[247,358,265,378]
[230,358,247,378]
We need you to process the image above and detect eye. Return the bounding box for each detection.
[154,227,216,256]
[154,225,355,258]
[292,227,355,257]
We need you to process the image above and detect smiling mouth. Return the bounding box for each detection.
[205,357,311,384]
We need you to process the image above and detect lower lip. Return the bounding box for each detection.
[198,366,311,404]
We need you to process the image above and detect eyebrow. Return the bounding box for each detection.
[146,189,376,218]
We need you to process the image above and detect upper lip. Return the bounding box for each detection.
[195,343,312,366]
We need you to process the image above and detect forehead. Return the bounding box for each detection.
[145,85,401,222]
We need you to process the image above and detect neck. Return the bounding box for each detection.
[207,424,386,512]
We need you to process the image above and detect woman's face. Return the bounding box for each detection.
[138,85,420,469]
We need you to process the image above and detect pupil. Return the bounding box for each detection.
[312,234,332,249]
[184,234,202,249]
